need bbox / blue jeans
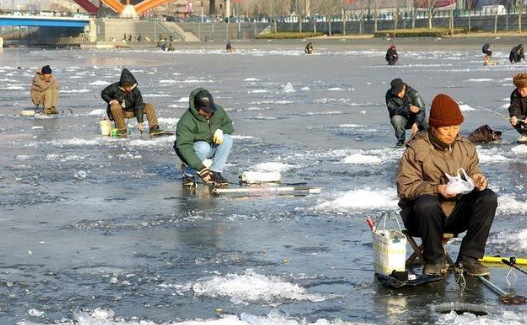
[391,115,428,142]
[183,134,233,176]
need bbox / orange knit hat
[429,94,464,127]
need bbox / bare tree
[318,0,341,35]
[515,0,523,33]
[426,0,437,29]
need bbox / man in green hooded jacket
[174,88,234,186]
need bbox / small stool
[403,230,457,267]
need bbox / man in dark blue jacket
[385,78,428,146]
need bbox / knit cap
[41,65,52,74]
[429,94,464,127]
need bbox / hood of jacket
[188,87,210,121]
[118,68,138,89]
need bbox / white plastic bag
[371,212,407,275]
[445,168,474,195]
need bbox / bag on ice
[445,168,474,195]
[371,211,407,275]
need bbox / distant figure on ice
[167,43,174,51]
[31,65,59,115]
[509,44,525,63]
[385,44,398,66]
[174,88,234,187]
[397,93,497,277]
[226,41,234,52]
[305,42,314,54]
[482,43,492,57]
[386,78,427,147]
[101,68,165,138]
[483,55,497,66]
[508,73,527,143]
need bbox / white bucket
[240,171,282,184]
[100,120,112,136]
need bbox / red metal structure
[72,0,176,15]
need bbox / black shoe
[211,171,229,186]
[149,125,164,135]
[183,175,196,187]
[396,140,405,147]
[455,254,490,276]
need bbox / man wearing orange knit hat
[397,94,497,277]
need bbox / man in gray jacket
[386,78,428,146]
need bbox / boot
[42,107,52,115]
[50,107,59,115]
[455,254,490,276]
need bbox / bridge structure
[0,15,91,28]
[71,0,218,17]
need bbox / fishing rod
[478,275,527,305]
[501,257,527,276]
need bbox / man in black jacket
[509,44,525,64]
[509,73,527,143]
[101,68,164,137]
[385,78,427,146]
[385,45,398,66]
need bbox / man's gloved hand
[212,129,224,144]
[198,166,212,184]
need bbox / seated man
[482,43,492,57]
[385,78,427,146]
[101,68,164,137]
[397,94,497,276]
[174,88,234,186]
[30,65,59,115]
[305,42,314,54]
[509,73,527,143]
[226,41,234,52]
[385,45,398,66]
[509,44,525,63]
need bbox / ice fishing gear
[477,275,527,305]
[501,258,527,276]
[481,255,527,265]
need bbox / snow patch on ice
[497,193,527,215]
[60,89,90,93]
[89,80,110,86]
[343,153,383,165]
[282,82,295,93]
[316,188,399,212]
[252,162,294,173]
[50,138,99,146]
[438,310,527,325]
[477,147,510,163]
[465,78,494,82]
[88,109,106,116]
[232,135,254,139]
[459,104,476,112]
[158,117,179,126]
[491,228,527,251]
[193,270,328,303]
[244,78,260,82]
[248,89,268,94]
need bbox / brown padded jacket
[396,131,482,217]
[30,68,59,105]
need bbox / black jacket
[510,46,525,63]
[385,85,426,127]
[101,69,145,123]
[386,48,398,63]
[509,88,527,120]
[482,43,492,56]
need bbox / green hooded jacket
[174,88,234,170]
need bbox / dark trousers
[402,189,497,264]
[390,115,428,142]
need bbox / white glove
[212,129,224,144]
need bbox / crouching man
[31,65,59,115]
[101,68,164,137]
[174,88,234,187]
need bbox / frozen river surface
[1,43,527,324]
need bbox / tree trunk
[428,8,433,29]
[494,10,498,33]
[412,9,416,29]
[329,20,332,36]
[519,6,523,34]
